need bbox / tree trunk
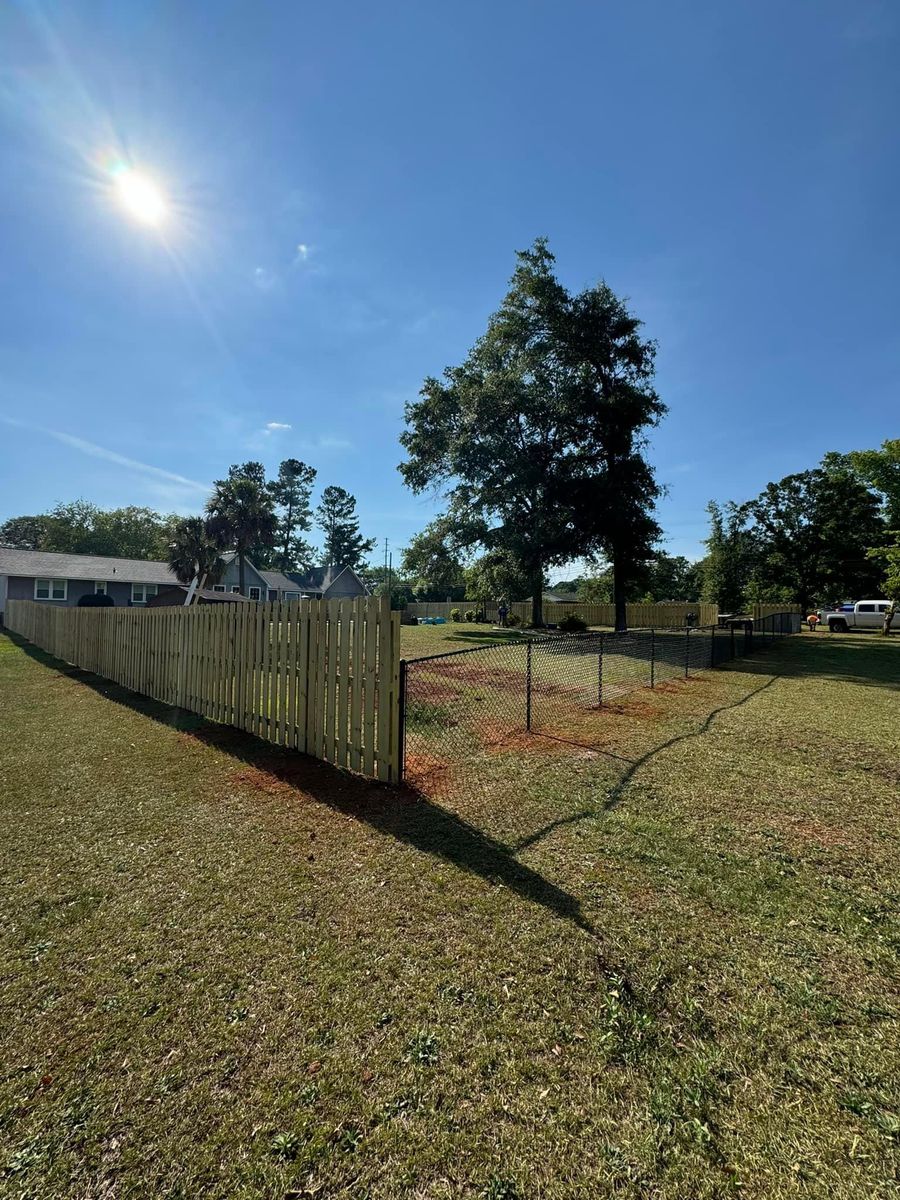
[883,607,895,636]
[238,551,246,596]
[612,549,627,632]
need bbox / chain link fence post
[685,626,691,677]
[398,659,407,783]
[597,634,603,707]
[650,628,656,688]
[525,639,532,731]
[710,623,716,668]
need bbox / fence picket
[4,597,400,781]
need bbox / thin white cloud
[294,243,310,263]
[253,266,277,291]
[264,421,292,433]
[0,415,210,492]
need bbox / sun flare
[114,169,167,226]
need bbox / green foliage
[740,466,884,609]
[464,550,534,604]
[316,485,376,572]
[826,439,900,527]
[557,613,588,632]
[0,514,48,549]
[465,609,476,622]
[450,607,462,622]
[267,458,317,572]
[8,501,180,561]
[577,571,614,604]
[506,612,521,627]
[700,502,754,611]
[399,238,664,627]
[867,533,900,599]
[206,476,277,594]
[401,518,466,599]
[167,517,225,587]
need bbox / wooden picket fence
[406,600,802,626]
[406,600,720,627]
[4,597,401,783]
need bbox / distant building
[0,546,369,622]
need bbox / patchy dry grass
[0,630,898,1198]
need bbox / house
[543,590,580,604]
[147,586,250,607]
[290,565,369,600]
[0,547,369,622]
[0,548,179,620]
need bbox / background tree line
[0,460,377,592]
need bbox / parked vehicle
[823,600,893,632]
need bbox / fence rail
[404,601,801,626]
[402,612,801,790]
[4,597,401,783]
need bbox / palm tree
[205,478,277,595]
[168,517,225,597]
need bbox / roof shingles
[0,548,178,585]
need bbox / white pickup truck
[822,600,893,632]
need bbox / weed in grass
[404,1030,440,1066]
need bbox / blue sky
[1,0,897,569]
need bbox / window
[213,584,226,593]
[231,586,241,594]
[286,591,301,601]
[95,581,108,595]
[877,603,889,613]
[34,578,67,601]
[249,586,261,601]
[131,583,158,605]
[268,589,277,602]
[858,604,875,612]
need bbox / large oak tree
[399,239,665,627]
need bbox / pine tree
[316,486,376,572]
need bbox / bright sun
[114,169,167,226]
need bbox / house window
[231,586,241,594]
[95,581,108,595]
[131,583,158,605]
[35,578,67,601]
[249,586,261,601]
[268,589,277,602]
[213,584,226,593]
[286,591,300,600]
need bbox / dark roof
[286,565,367,594]
[259,569,306,593]
[543,591,580,603]
[0,547,177,585]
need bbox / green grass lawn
[1,629,898,1198]
[400,620,529,659]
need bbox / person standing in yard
[807,611,820,631]
[497,600,508,627]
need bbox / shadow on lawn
[3,632,594,936]
[736,632,900,691]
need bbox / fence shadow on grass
[3,631,594,936]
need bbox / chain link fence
[401,613,800,795]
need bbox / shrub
[77,592,114,607]
[506,612,521,628]
[450,608,462,622]
[557,612,588,633]
[465,609,476,622]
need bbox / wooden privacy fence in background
[4,597,401,783]
[406,600,720,626]
[405,600,802,626]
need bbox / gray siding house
[0,548,368,621]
